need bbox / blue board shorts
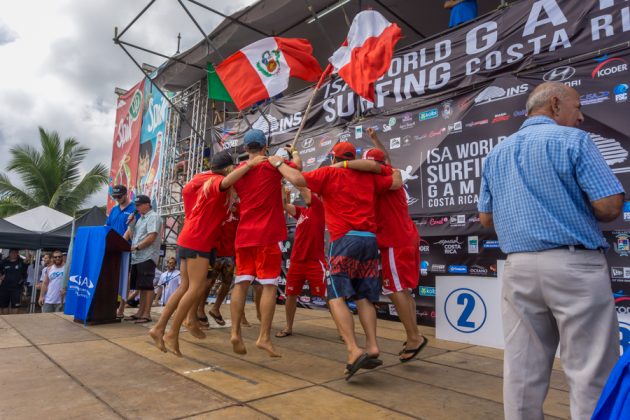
[327,231,380,303]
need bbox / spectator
[151,266,163,305]
[478,82,624,419]
[444,0,477,28]
[0,249,28,314]
[124,194,162,323]
[38,250,65,313]
[155,257,180,306]
[106,184,136,320]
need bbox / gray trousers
[502,248,619,420]
[42,303,63,313]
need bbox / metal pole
[116,42,206,143]
[115,0,157,41]
[186,0,270,37]
[29,249,41,313]
[303,0,336,52]
[117,40,205,70]
[178,0,225,60]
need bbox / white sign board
[436,261,505,349]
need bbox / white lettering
[591,14,614,40]
[549,29,571,51]
[466,21,498,54]
[523,0,568,37]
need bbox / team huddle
[149,127,427,380]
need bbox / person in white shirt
[38,250,65,313]
[155,257,180,306]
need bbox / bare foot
[347,348,365,365]
[231,335,247,355]
[188,326,207,340]
[163,332,182,357]
[183,321,206,339]
[241,318,252,327]
[148,327,166,353]
[256,339,282,358]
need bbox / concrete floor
[0,305,570,419]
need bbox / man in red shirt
[271,142,402,380]
[230,129,302,357]
[357,127,428,363]
[276,186,326,338]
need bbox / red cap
[331,142,356,160]
[363,148,386,163]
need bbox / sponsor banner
[218,0,629,148]
[108,79,145,212]
[64,227,109,322]
[137,80,171,203]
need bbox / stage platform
[0,305,570,419]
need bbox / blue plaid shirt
[478,116,624,254]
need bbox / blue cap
[243,129,266,148]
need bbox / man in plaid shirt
[479,82,624,420]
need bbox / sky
[0,0,254,208]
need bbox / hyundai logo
[301,137,314,149]
[543,66,576,82]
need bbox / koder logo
[592,56,628,78]
[543,66,575,82]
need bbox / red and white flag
[215,37,322,110]
[329,10,401,102]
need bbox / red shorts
[235,244,282,285]
[380,246,420,294]
[285,259,327,297]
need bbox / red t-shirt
[290,195,326,262]
[303,166,393,241]
[233,160,295,248]
[375,166,419,248]
[177,172,229,252]
[216,202,239,257]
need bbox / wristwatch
[273,160,284,168]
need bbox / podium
[64,227,130,324]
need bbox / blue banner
[64,226,109,322]
[136,78,170,202]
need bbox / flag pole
[290,64,332,150]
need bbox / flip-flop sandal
[400,336,429,363]
[275,330,292,338]
[134,317,152,324]
[398,341,408,356]
[345,353,369,381]
[208,310,226,326]
[362,356,383,369]
[123,315,140,321]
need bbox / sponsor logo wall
[212,1,630,332]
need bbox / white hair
[525,82,570,115]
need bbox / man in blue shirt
[105,185,135,238]
[479,82,624,420]
[105,184,135,319]
[444,0,477,28]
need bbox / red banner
[107,80,145,212]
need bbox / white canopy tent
[5,205,73,233]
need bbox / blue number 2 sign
[445,288,488,333]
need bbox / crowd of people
[64,81,627,416]
[0,249,66,314]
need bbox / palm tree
[0,127,108,217]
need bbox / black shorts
[131,260,156,291]
[179,246,216,263]
[0,287,21,308]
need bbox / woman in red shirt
[149,151,267,356]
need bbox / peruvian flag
[215,37,322,110]
[329,10,401,102]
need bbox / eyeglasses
[113,195,124,200]
[53,256,62,259]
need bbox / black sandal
[208,309,226,326]
[345,353,369,381]
[399,336,429,363]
